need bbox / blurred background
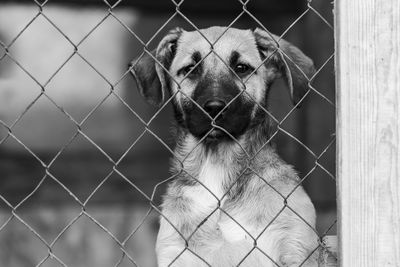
[0,0,335,266]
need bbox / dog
[130,26,318,267]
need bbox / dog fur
[130,26,318,267]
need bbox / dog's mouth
[206,128,225,140]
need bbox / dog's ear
[129,27,183,107]
[253,28,315,105]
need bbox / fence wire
[0,0,336,266]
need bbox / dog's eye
[178,64,199,77]
[234,64,252,76]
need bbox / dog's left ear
[253,28,315,105]
[129,28,183,107]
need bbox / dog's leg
[255,184,319,267]
[276,211,319,266]
[277,235,319,267]
[156,217,193,267]
[156,218,183,267]
[156,208,213,267]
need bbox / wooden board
[336,0,400,266]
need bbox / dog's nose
[203,99,226,118]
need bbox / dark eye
[234,64,252,75]
[178,64,198,77]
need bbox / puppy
[130,26,318,267]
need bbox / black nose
[203,99,226,118]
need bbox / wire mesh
[0,0,336,266]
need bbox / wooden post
[336,0,400,266]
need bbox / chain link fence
[0,0,336,266]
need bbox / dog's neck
[171,119,281,199]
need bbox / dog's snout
[203,99,226,118]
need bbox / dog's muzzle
[203,99,226,118]
[202,98,227,138]
[185,94,253,141]
[180,75,254,142]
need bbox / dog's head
[130,26,315,142]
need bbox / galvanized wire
[0,0,336,266]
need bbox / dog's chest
[183,161,224,218]
[183,159,252,243]
[185,187,251,244]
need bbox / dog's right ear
[129,28,183,107]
